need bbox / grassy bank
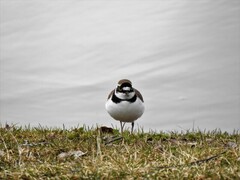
[0,125,239,179]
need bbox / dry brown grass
[0,125,239,179]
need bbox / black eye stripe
[120,83,132,88]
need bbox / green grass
[0,124,239,179]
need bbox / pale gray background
[0,1,239,132]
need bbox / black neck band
[111,92,137,104]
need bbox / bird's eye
[117,86,122,91]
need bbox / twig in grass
[189,150,227,165]
[96,128,102,156]
[0,134,10,161]
[156,150,227,170]
[7,131,23,166]
[21,140,50,147]
[104,136,123,145]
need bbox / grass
[0,124,239,179]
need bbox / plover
[105,79,145,134]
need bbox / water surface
[0,1,239,132]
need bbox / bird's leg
[120,121,126,136]
[120,122,122,134]
[120,121,123,135]
[123,122,126,129]
[131,122,134,134]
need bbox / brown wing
[134,88,144,102]
[107,89,115,100]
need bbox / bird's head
[116,79,134,98]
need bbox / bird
[105,79,144,134]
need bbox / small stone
[58,150,86,159]
[0,150,5,157]
[58,152,69,159]
[147,137,153,143]
[187,142,197,148]
[69,150,87,159]
[226,142,237,148]
[100,126,114,134]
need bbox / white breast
[105,97,144,122]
